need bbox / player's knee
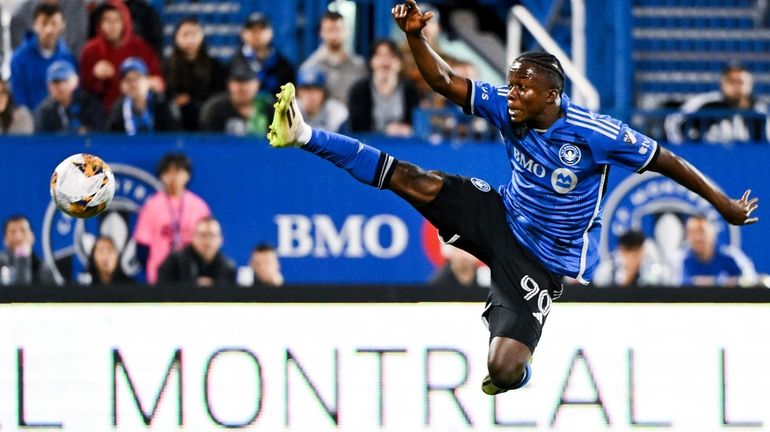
[487,357,526,388]
[390,163,444,204]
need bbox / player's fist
[392,0,434,37]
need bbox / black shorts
[415,173,563,352]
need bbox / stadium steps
[631,0,770,109]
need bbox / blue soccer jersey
[465,81,659,283]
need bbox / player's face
[320,18,345,50]
[506,61,555,124]
[33,12,64,49]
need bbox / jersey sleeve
[591,123,660,173]
[462,79,509,130]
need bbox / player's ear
[546,89,559,104]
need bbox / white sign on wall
[0,303,768,431]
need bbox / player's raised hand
[392,0,435,37]
[721,189,759,225]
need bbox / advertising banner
[1,302,768,431]
[1,135,766,283]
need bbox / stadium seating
[632,0,770,109]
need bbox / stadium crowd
[0,0,763,288]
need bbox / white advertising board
[0,303,768,431]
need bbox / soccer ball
[50,153,115,218]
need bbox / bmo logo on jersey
[275,214,408,258]
[513,148,547,178]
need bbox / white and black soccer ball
[50,153,116,219]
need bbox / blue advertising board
[1,134,766,284]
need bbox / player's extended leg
[483,336,532,395]
[267,83,443,205]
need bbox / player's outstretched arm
[649,148,759,225]
[392,0,468,107]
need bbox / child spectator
[10,3,77,111]
[82,236,134,286]
[107,57,178,134]
[80,0,163,111]
[164,17,226,131]
[133,153,211,284]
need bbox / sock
[303,128,397,189]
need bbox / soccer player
[268,0,759,396]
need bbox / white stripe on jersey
[377,155,395,189]
[576,165,608,284]
[565,118,618,139]
[566,112,620,137]
[567,107,621,133]
[470,82,477,115]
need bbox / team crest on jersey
[558,144,581,166]
[471,177,491,192]
[42,164,162,284]
[600,171,741,273]
[551,168,578,194]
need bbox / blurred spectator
[248,243,284,287]
[164,17,226,131]
[665,64,769,144]
[157,217,236,286]
[593,230,670,287]
[681,215,756,286]
[11,0,88,56]
[299,11,366,104]
[0,80,34,135]
[133,153,211,284]
[348,39,419,136]
[80,0,163,111]
[199,64,271,135]
[34,60,106,133]
[0,215,54,286]
[428,245,488,290]
[296,68,348,132]
[82,235,134,286]
[229,12,294,98]
[10,3,77,111]
[88,0,163,56]
[108,57,177,134]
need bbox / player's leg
[268,83,443,205]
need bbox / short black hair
[252,243,276,254]
[34,3,62,20]
[3,214,30,236]
[618,230,646,250]
[156,153,192,176]
[322,11,344,21]
[513,51,565,92]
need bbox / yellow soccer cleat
[267,83,308,148]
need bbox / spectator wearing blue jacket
[681,215,756,286]
[10,3,77,111]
